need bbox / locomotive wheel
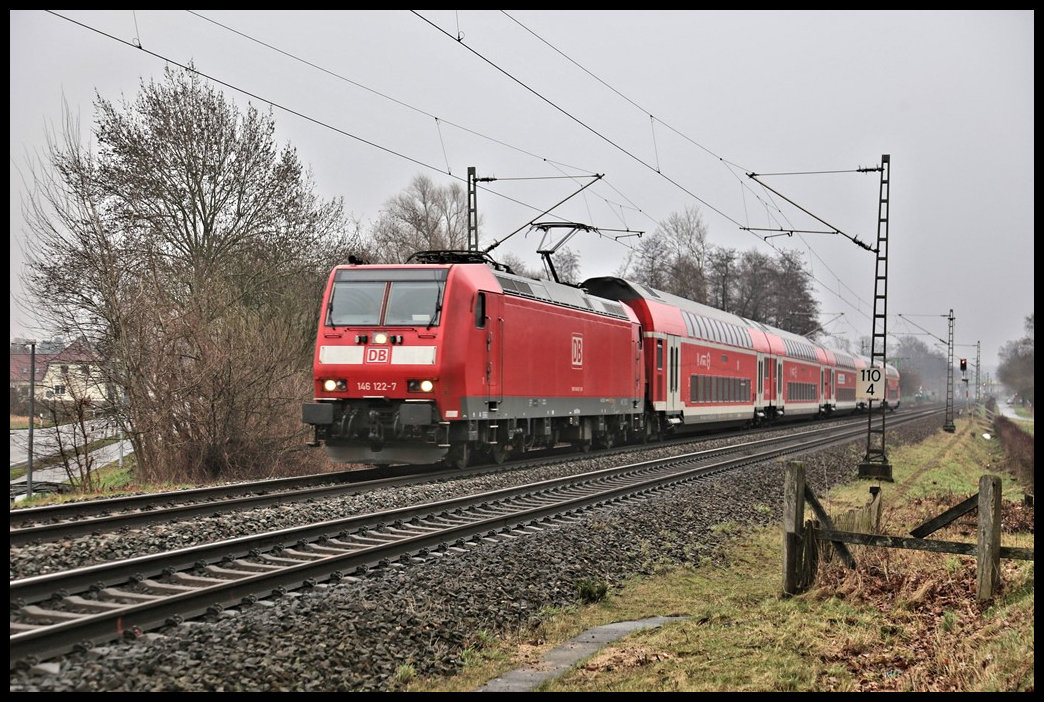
[446,443,470,469]
[488,441,508,465]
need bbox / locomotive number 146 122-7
[356,381,397,392]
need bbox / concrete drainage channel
[475,616,690,692]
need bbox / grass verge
[405,414,1034,692]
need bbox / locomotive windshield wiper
[327,294,336,329]
[427,282,444,330]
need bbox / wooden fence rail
[782,462,1033,600]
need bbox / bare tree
[729,250,774,321]
[540,246,582,285]
[39,382,101,493]
[659,205,709,269]
[624,205,708,301]
[495,252,537,278]
[367,174,469,262]
[705,246,737,311]
[998,313,1034,405]
[628,231,675,291]
[21,65,359,485]
[765,250,820,335]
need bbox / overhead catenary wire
[44,9,880,334]
[479,11,885,334]
[187,10,662,244]
[44,10,643,253]
[412,10,744,232]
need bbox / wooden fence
[782,461,1034,600]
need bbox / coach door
[756,354,765,405]
[665,335,683,414]
[776,359,785,412]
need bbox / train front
[302,263,458,465]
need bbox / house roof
[9,353,56,384]
[9,340,100,384]
[48,339,100,364]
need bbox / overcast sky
[9,10,1034,373]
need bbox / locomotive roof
[489,269,632,321]
[331,258,634,322]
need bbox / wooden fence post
[977,475,1002,601]
[783,461,806,596]
[868,485,882,533]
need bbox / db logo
[365,347,390,363]
[571,334,583,368]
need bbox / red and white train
[302,251,899,467]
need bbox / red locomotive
[303,250,898,466]
[302,251,645,467]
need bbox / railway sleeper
[322,537,372,550]
[256,553,316,566]
[305,544,355,556]
[228,559,283,573]
[139,578,202,594]
[97,588,164,604]
[57,595,128,613]
[204,564,265,579]
[19,605,83,623]
[278,548,325,561]
[170,572,231,587]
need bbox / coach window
[475,292,486,328]
[656,339,664,370]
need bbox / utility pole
[975,340,981,404]
[859,154,893,481]
[943,310,956,432]
[467,166,478,252]
[466,166,499,252]
[27,341,36,497]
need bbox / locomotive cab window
[328,281,384,325]
[328,268,448,327]
[385,281,444,324]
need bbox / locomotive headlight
[322,379,347,392]
[373,332,388,345]
[408,379,435,393]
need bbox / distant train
[302,250,898,467]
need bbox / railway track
[9,411,900,546]
[10,408,938,670]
